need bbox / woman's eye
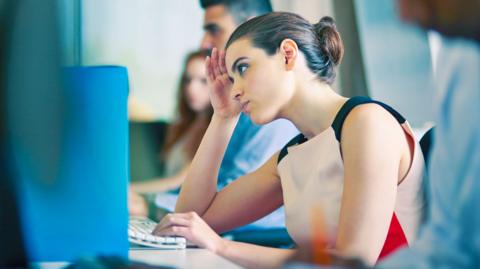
[237,63,249,76]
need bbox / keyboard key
[136,233,146,240]
[175,237,186,244]
[165,237,176,244]
[153,236,166,243]
[128,229,136,238]
[145,234,156,242]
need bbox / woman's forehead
[226,39,252,64]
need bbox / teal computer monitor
[9,66,130,262]
[5,0,129,262]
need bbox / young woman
[129,50,213,216]
[152,13,426,268]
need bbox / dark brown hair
[226,12,344,84]
[161,50,213,159]
[199,0,272,25]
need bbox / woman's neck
[280,79,348,139]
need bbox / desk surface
[130,248,242,269]
[35,249,242,269]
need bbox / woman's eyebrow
[231,57,248,73]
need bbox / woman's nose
[232,86,243,101]
[234,92,241,101]
[200,34,213,50]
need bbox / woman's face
[184,57,211,113]
[225,38,295,124]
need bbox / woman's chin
[249,112,275,125]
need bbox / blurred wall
[77,0,204,121]
[355,0,434,127]
[273,0,334,22]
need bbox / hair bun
[313,16,344,66]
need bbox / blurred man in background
[379,0,480,267]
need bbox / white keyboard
[128,216,186,249]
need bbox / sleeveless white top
[277,107,426,247]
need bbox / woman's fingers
[211,48,222,78]
[219,74,232,90]
[152,213,192,235]
[207,48,230,87]
[219,50,228,74]
[150,211,223,251]
[154,226,190,238]
[205,56,215,82]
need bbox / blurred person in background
[129,50,212,218]
[378,0,480,267]
[396,0,480,41]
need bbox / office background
[0,0,450,265]
[58,0,434,128]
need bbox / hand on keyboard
[151,212,224,253]
[129,216,186,249]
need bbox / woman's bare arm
[335,104,411,265]
[175,114,239,215]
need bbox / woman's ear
[279,39,298,70]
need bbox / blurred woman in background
[129,50,212,217]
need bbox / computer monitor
[3,0,129,262]
[0,156,27,267]
[0,1,27,267]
